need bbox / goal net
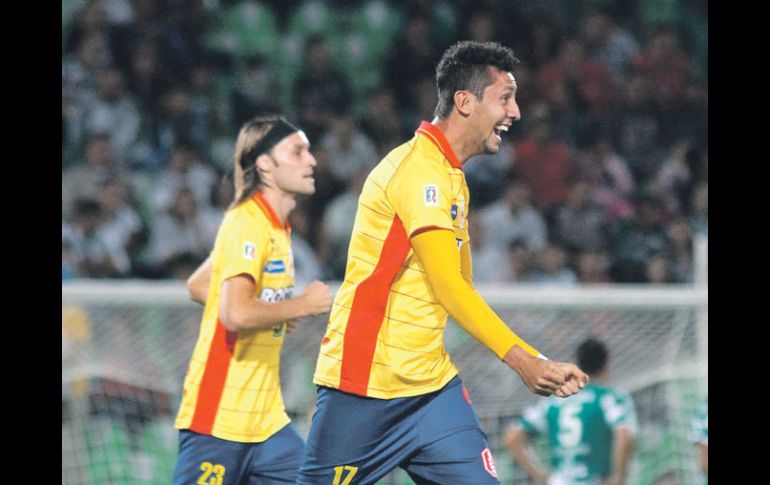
[62,282,707,485]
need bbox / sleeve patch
[424,184,438,206]
[243,241,256,260]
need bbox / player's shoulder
[221,200,270,233]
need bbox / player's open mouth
[493,123,509,141]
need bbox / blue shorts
[297,376,500,485]
[172,424,304,485]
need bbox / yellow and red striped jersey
[314,121,470,398]
[175,192,295,442]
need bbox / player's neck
[432,117,475,165]
[260,187,296,226]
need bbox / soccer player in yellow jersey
[297,41,590,485]
[171,115,332,485]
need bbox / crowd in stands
[62,0,708,285]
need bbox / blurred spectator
[62,133,123,219]
[644,252,672,284]
[95,177,147,277]
[518,9,564,69]
[360,86,406,158]
[299,146,346,250]
[605,71,663,183]
[479,179,547,253]
[147,141,217,215]
[652,138,695,216]
[187,61,217,156]
[384,14,441,114]
[288,208,323,292]
[134,83,205,172]
[689,181,708,236]
[79,65,141,162]
[460,11,498,44]
[64,198,123,278]
[318,168,369,280]
[464,138,514,210]
[401,75,440,135]
[511,105,573,214]
[125,39,171,117]
[608,194,668,283]
[293,34,353,143]
[631,29,690,122]
[320,108,379,188]
[507,240,534,283]
[146,188,218,277]
[666,216,694,284]
[536,38,616,122]
[62,31,112,151]
[572,130,635,220]
[580,6,640,83]
[231,54,281,127]
[575,249,611,284]
[532,243,577,286]
[551,180,608,254]
[467,212,509,283]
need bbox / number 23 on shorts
[332,465,358,485]
[197,461,225,485]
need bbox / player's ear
[454,90,473,117]
[255,153,273,173]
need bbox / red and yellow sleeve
[411,229,542,360]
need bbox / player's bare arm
[219,274,332,331]
[504,426,550,485]
[411,228,588,397]
[186,255,213,304]
[604,427,635,485]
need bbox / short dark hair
[576,338,609,375]
[434,41,520,119]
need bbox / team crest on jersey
[451,204,458,220]
[481,448,498,478]
[243,242,256,260]
[424,184,438,206]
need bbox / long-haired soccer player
[171,115,332,485]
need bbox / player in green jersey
[505,338,637,485]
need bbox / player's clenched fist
[552,362,589,398]
[505,346,589,397]
[300,280,333,315]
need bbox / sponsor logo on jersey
[243,242,256,260]
[259,286,294,303]
[456,238,463,250]
[424,184,438,206]
[481,448,498,478]
[451,204,458,220]
[264,259,286,273]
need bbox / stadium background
[62,1,708,484]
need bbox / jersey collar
[252,192,291,233]
[415,121,463,170]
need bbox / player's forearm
[411,230,541,359]
[219,295,312,331]
[187,256,212,304]
[505,428,549,484]
[610,428,634,484]
[698,443,708,476]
